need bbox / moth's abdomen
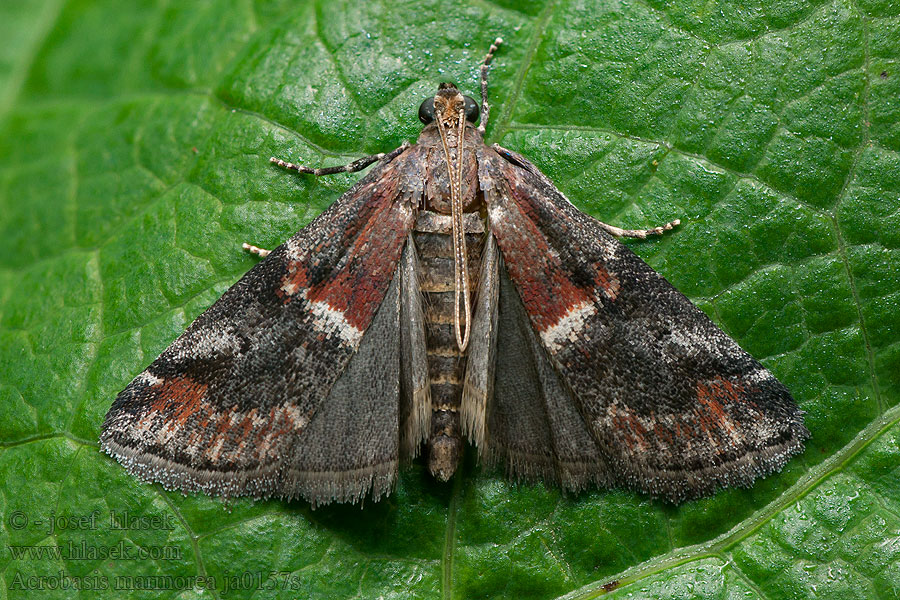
[413,210,485,480]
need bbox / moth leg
[269,141,411,176]
[594,218,681,239]
[241,242,270,258]
[489,142,680,239]
[477,36,503,136]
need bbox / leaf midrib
[4,1,886,597]
[561,402,900,599]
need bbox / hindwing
[101,146,428,507]
[476,145,809,502]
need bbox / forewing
[484,261,617,492]
[101,145,427,506]
[478,145,809,502]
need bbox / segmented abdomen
[412,209,485,480]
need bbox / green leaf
[1,1,898,598]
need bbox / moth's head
[418,82,479,127]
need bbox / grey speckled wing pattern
[101,148,423,507]
[477,145,809,502]
[101,37,808,507]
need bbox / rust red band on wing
[694,376,759,437]
[486,158,617,333]
[145,376,209,427]
[607,375,765,457]
[279,173,414,332]
[308,201,411,328]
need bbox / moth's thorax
[100,37,810,511]
[416,122,483,148]
[418,125,485,214]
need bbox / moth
[101,38,808,507]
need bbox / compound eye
[463,96,479,123]
[418,97,435,124]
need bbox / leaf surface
[1,1,899,598]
